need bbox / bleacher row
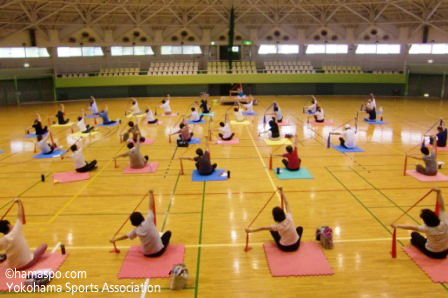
[264,61,315,74]
[323,65,363,74]
[98,68,140,76]
[208,61,257,75]
[148,62,199,75]
[60,73,90,78]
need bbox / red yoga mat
[123,162,159,174]
[403,246,448,283]
[53,172,90,184]
[405,170,448,182]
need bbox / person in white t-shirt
[70,139,97,173]
[110,191,172,257]
[266,102,283,123]
[127,98,142,116]
[305,96,318,114]
[89,96,100,115]
[216,115,235,141]
[313,106,325,123]
[75,116,94,134]
[233,107,245,122]
[36,135,57,155]
[145,107,158,124]
[333,124,356,149]
[242,100,255,113]
[160,95,172,115]
[392,188,448,259]
[0,199,47,269]
[188,107,204,123]
[246,187,303,252]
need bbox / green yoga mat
[274,168,313,180]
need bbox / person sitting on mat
[183,141,217,175]
[233,103,245,122]
[114,133,148,169]
[246,186,303,252]
[430,121,447,148]
[122,121,145,143]
[89,96,100,115]
[127,98,142,116]
[30,113,48,136]
[313,106,325,123]
[110,190,172,258]
[99,105,117,126]
[391,188,448,259]
[145,107,158,125]
[0,199,47,270]
[75,115,94,134]
[170,119,193,145]
[266,103,283,123]
[200,99,211,114]
[36,135,58,155]
[409,146,438,176]
[305,96,318,114]
[332,124,356,149]
[364,99,377,121]
[188,107,204,123]
[160,95,172,115]
[55,104,70,125]
[273,136,300,171]
[260,119,280,141]
[242,99,255,114]
[70,139,97,173]
[217,115,235,141]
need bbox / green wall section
[55,73,406,88]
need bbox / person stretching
[217,115,235,141]
[55,104,70,125]
[145,107,158,124]
[70,139,97,173]
[305,96,318,114]
[110,191,172,258]
[75,115,94,134]
[188,107,204,123]
[260,119,280,140]
[114,134,148,169]
[430,120,447,148]
[89,96,100,115]
[332,124,356,149]
[99,105,117,126]
[391,188,448,259]
[122,121,145,143]
[0,199,47,270]
[170,119,193,145]
[160,95,172,115]
[272,136,300,171]
[313,106,325,123]
[246,186,303,252]
[183,141,217,175]
[36,135,58,155]
[199,99,211,114]
[233,103,245,122]
[409,146,438,176]
[127,98,143,116]
[30,113,48,136]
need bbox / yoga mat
[24,133,47,139]
[364,119,387,124]
[278,122,292,127]
[200,112,215,116]
[230,120,251,125]
[192,169,228,181]
[117,245,185,279]
[123,162,159,174]
[216,138,239,145]
[160,112,179,117]
[126,114,145,119]
[187,138,201,145]
[143,120,162,126]
[431,145,448,152]
[33,149,66,159]
[51,122,74,127]
[0,253,68,292]
[406,170,448,182]
[332,145,365,153]
[85,114,99,118]
[263,242,334,277]
[0,150,4,154]
[97,122,119,127]
[274,168,313,180]
[53,172,90,183]
[71,131,99,137]
[187,120,206,124]
[242,112,257,116]
[403,246,448,283]
[263,138,292,146]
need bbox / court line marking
[51,242,61,253]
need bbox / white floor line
[140,278,149,298]
[51,242,61,253]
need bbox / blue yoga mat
[24,132,48,139]
[97,122,119,127]
[364,119,387,124]
[243,112,257,116]
[187,120,206,124]
[33,149,66,159]
[274,168,313,180]
[0,150,4,154]
[332,145,365,153]
[192,169,228,181]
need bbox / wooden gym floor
[0,95,447,297]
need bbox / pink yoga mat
[215,138,239,144]
[406,170,448,182]
[431,146,448,152]
[118,245,185,279]
[403,246,448,283]
[310,120,334,125]
[263,242,334,277]
[140,139,155,145]
[53,172,90,183]
[278,122,292,127]
[161,113,179,117]
[123,162,159,174]
[0,253,68,291]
